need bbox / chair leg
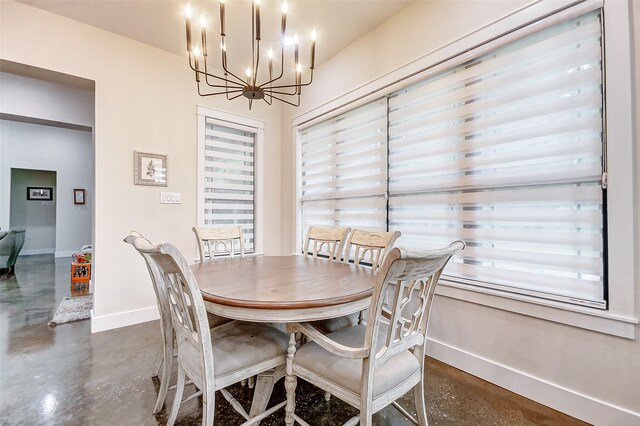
[249,372,275,421]
[153,343,173,414]
[153,350,163,378]
[249,364,285,424]
[202,381,215,426]
[413,381,428,425]
[323,391,331,402]
[167,363,186,426]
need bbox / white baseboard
[20,248,54,255]
[90,305,159,333]
[55,250,76,258]
[427,338,640,425]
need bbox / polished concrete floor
[0,255,587,426]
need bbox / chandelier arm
[221,56,251,87]
[253,40,261,87]
[225,77,235,100]
[202,60,244,88]
[258,46,285,88]
[263,89,301,96]
[197,85,244,97]
[189,56,244,88]
[268,93,301,107]
[266,70,314,90]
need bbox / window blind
[388,11,605,307]
[299,99,388,239]
[203,118,255,253]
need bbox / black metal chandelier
[184,0,316,109]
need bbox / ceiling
[16,0,412,69]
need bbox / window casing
[299,9,607,311]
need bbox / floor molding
[20,248,54,256]
[90,305,159,333]
[426,338,640,426]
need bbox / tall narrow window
[388,10,605,308]
[201,117,256,253]
[299,98,388,238]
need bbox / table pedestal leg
[285,331,297,426]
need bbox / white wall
[281,0,640,424]
[1,121,93,255]
[0,1,283,332]
[0,71,94,127]
[9,168,57,254]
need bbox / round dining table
[192,255,377,323]
[191,255,378,426]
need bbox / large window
[299,10,606,309]
[300,99,388,233]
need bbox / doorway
[10,168,57,255]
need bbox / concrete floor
[0,254,587,426]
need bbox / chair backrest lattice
[131,238,214,382]
[343,229,401,271]
[365,242,465,370]
[193,226,245,262]
[303,226,351,261]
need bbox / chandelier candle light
[185,0,316,109]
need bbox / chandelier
[184,0,316,109]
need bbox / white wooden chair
[192,226,245,330]
[325,229,401,333]
[342,229,401,271]
[129,235,288,426]
[303,226,351,261]
[193,226,245,262]
[288,241,465,426]
[303,227,353,337]
[124,231,173,414]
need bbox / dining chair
[342,229,401,271]
[288,241,465,426]
[303,226,351,261]
[192,226,243,330]
[124,231,173,414]
[325,229,401,333]
[192,226,245,262]
[304,226,353,338]
[130,236,289,426]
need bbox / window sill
[437,280,638,339]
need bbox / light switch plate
[160,192,182,204]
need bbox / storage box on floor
[70,246,92,296]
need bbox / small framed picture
[134,151,167,187]
[27,187,53,201]
[74,189,86,205]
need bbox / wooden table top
[192,256,376,310]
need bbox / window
[299,99,388,233]
[197,107,264,255]
[299,10,606,309]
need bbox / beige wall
[0,1,283,330]
[280,0,639,423]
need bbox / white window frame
[197,105,265,256]
[293,0,637,338]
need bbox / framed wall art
[134,151,167,187]
[27,187,53,201]
[74,189,86,205]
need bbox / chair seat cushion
[210,321,288,377]
[294,325,420,398]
